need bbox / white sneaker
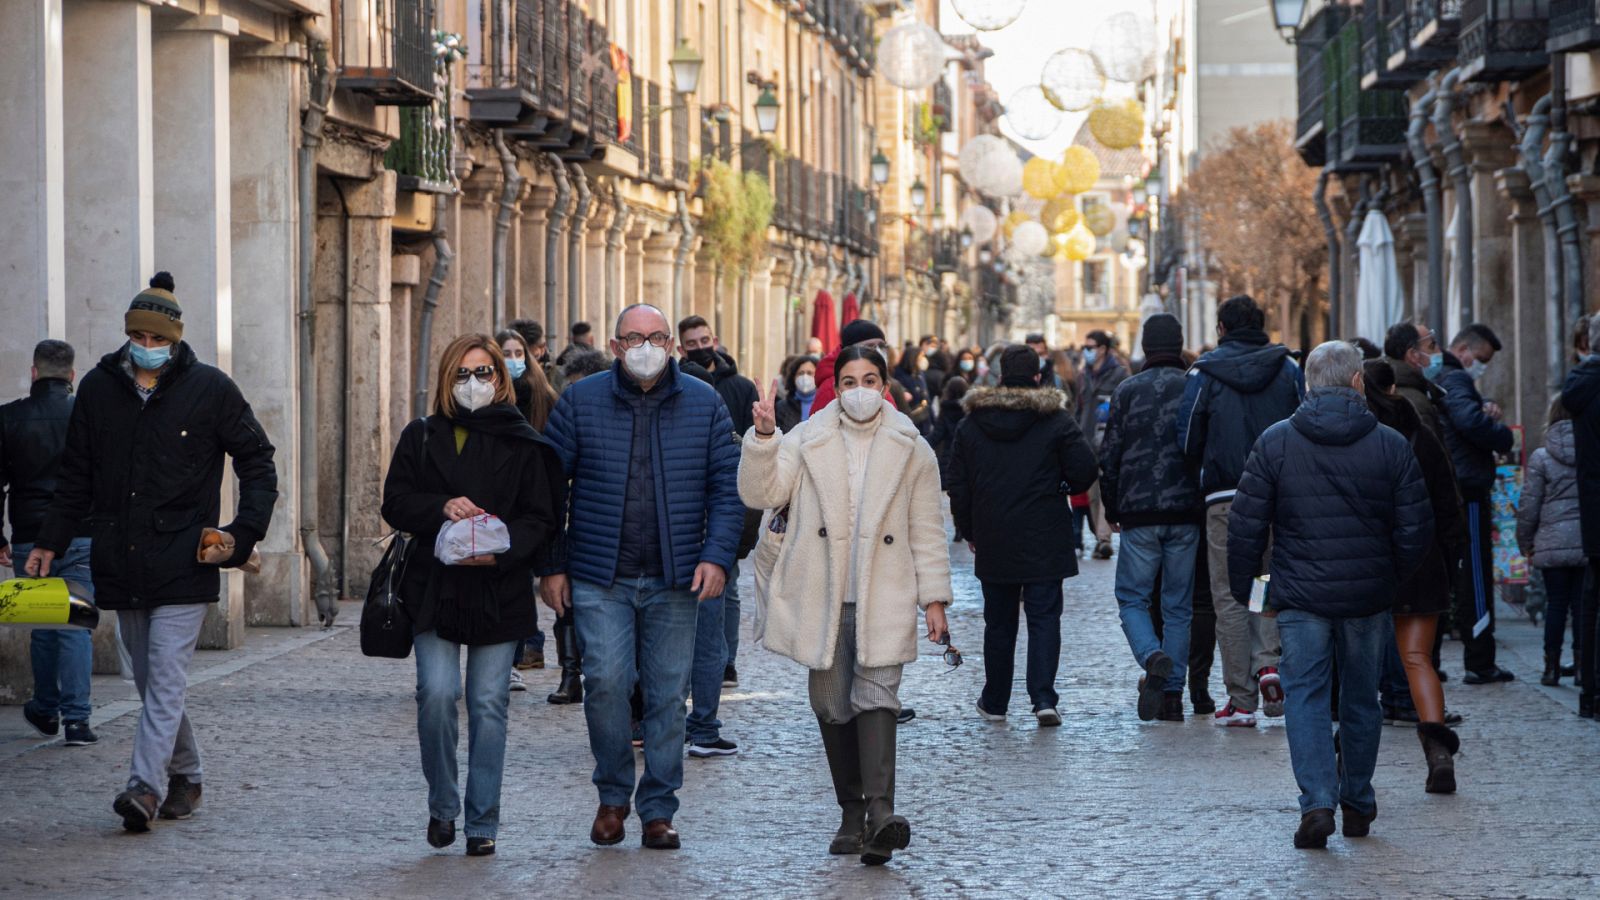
[1257,667,1285,718]
[509,670,528,692]
[975,699,1006,722]
[1035,708,1063,728]
[1212,702,1257,727]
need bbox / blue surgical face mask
[1466,358,1489,381]
[129,342,171,370]
[959,359,974,373]
[1423,352,1443,380]
[505,358,527,379]
[1082,348,1098,366]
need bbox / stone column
[340,172,397,600]
[457,157,499,337]
[62,0,154,359]
[643,232,678,316]
[625,218,653,309]
[0,0,66,396]
[749,254,777,382]
[604,188,632,330]
[584,198,613,330]
[1496,166,1549,441]
[768,253,795,372]
[230,42,305,626]
[520,181,553,323]
[1399,214,1431,332]
[391,255,421,439]
[1461,121,1518,427]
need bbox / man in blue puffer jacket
[1228,340,1433,849]
[540,303,743,851]
[1175,295,1303,727]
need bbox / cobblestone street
[3,534,1598,898]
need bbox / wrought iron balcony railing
[1457,0,1550,81]
[1361,0,1419,88]
[341,0,436,105]
[383,75,455,192]
[672,95,691,184]
[1325,17,1409,171]
[1295,4,1347,167]
[1409,0,1462,52]
[646,80,663,179]
[1549,0,1600,51]
[932,228,961,274]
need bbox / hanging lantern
[1091,12,1158,84]
[1022,157,1059,200]
[1053,145,1101,194]
[1083,203,1116,237]
[878,22,947,90]
[1039,48,1104,112]
[959,204,998,243]
[951,0,1029,31]
[871,150,890,185]
[754,87,781,134]
[1088,98,1145,150]
[1040,197,1080,234]
[958,134,1023,198]
[1003,84,1061,141]
[1003,209,1032,239]
[1011,221,1049,257]
[669,39,705,95]
[1062,221,1096,261]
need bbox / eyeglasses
[454,366,497,384]
[617,332,672,349]
[939,633,963,671]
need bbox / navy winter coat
[542,359,743,589]
[1176,330,1304,506]
[1227,388,1433,618]
[1561,359,1600,557]
[1433,353,1513,494]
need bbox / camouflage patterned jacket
[1099,360,1202,527]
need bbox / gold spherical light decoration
[1087,98,1145,150]
[1083,203,1116,237]
[1053,145,1101,195]
[1022,158,1059,200]
[1040,197,1080,234]
[1062,221,1096,261]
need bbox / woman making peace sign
[738,345,952,866]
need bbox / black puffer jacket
[0,379,88,548]
[1077,356,1130,449]
[947,386,1099,583]
[1177,330,1304,505]
[1433,353,1513,494]
[1227,388,1433,617]
[1561,359,1600,556]
[36,343,278,609]
[680,350,759,437]
[1098,359,1201,527]
[1370,390,1464,616]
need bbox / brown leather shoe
[641,818,680,850]
[590,804,629,846]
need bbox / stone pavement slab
[1,538,1597,898]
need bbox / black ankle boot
[1418,722,1459,794]
[547,620,584,705]
[1543,654,1561,687]
[1189,669,1216,715]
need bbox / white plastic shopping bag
[434,514,511,565]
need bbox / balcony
[1295,4,1347,167]
[771,154,792,232]
[1361,0,1417,88]
[1409,0,1461,52]
[672,96,691,184]
[383,95,454,193]
[646,81,663,180]
[341,0,436,105]
[932,229,961,274]
[1325,18,1409,171]
[1549,0,1600,51]
[1457,0,1550,81]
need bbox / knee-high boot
[1417,721,1459,794]
[817,717,865,855]
[856,708,911,865]
[547,616,584,705]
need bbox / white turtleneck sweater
[838,400,885,605]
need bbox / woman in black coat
[1364,359,1465,792]
[775,354,820,433]
[891,342,932,435]
[381,333,564,856]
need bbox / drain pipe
[567,165,592,333]
[491,133,522,328]
[1343,177,1370,339]
[793,247,811,352]
[1511,96,1564,394]
[672,189,695,319]
[604,185,630,328]
[1407,84,1446,340]
[415,192,452,418]
[1547,56,1586,347]
[297,24,339,626]
[543,156,571,330]
[1313,169,1340,338]
[1433,69,1472,326]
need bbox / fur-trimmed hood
[963,386,1069,442]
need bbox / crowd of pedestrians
[5,273,1597,860]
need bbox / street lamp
[960,226,973,248]
[871,150,890,186]
[978,247,992,264]
[1144,170,1164,200]
[909,177,927,210]
[754,86,781,134]
[1268,0,1305,41]
[669,39,705,95]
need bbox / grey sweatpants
[808,605,903,724]
[1206,501,1281,711]
[118,604,208,797]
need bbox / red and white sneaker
[1257,667,1284,718]
[1213,702,1258,727]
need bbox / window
[1082,260,1108,310]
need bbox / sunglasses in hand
[939,632,963,672]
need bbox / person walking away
[1228,341,1432,849]
[540,304,742,849]
[556,321,595,368]
[948,345,1099,727]
[560,348,610,388]
[1079,330,1130,560]
[1433,323,1515,684]
[920,336,947,411]
[1,340,98,747]
[740,346,952,864]
[1561,319,1600,718]
[28,273,277,832]
[1177,294,1303,727]
[1364,360,1465,792]
[927,376,969,478]
[497,329,556,682]
[381,334,564,856]
[1099,315,1202,722]
[1517,397,1586,687]
[775,355,819,432]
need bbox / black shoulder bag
[360,419,424,658]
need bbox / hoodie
[1517,420,1585,569]
[1176,329,1304,504]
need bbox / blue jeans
[14,540,94,723]
[979,580,1064,713]
[1277,608,1387,816]
[686,595,726,743]
[572,575,699,823]
[722,561,741,668]
[1113,524,1197,692]
[414,630,518,839]
[1379,615,1414,713]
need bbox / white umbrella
[1444,206,1463,340]
[1355,209,1405,343]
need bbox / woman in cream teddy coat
[741,344,952,867]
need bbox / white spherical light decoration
[958,134,1024,198]
[1040,48,1103,112]
[1004,84,1062,141]
[951,0,1029,32]
[1011,220,1049,257]
[1091,12,1158,84]
[878,22,947,90]
[959,205,998,244]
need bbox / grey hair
[614,303,669,338]
[1588,315,1600,356]
[1304,340,1364,390]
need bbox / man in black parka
[1561,314,1600,718]
[27,272,277,833]
[948,344,1099,727]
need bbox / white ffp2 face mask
[840,387,883,421]
[624,343,668,381]
[452,377,495,412]
[795,374,816,395]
